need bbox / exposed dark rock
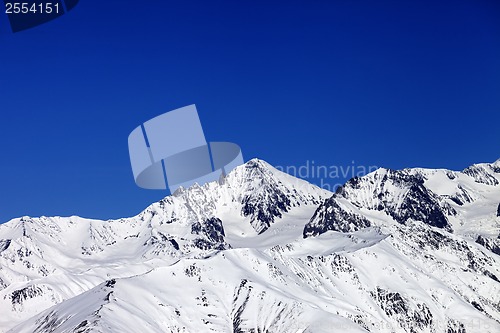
[415,229,449,250]
[303,197,371,238]
[0,239,11,253]
[0,276,7,291]
[193,239,225,251]
[463,165,499,186]
[471,300,484,312]
[306,168,455,237]
[475,235,500,256]
[191,217,226,250]
[448,185,474,206]
[184,264,201,278]
[370,287,433,332]
[483,270,500,283]
[103,291,113,302]
[143,231,181,254]
[338,170,451,229]
[104,279,116,288]
[32,310,65,333]
[232,279,252,333]
[449,196,463,206]
[11,285,43,306]
[390,182,449,229]
[446,171,456,180]
[169,239,179,250]
[492,163,500,173]
[239,159,323,234]
[73,320,89,333]
[241,188,291,235]
[446,319,466,333]
[192,217,225,240]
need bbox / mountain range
[0,158,499,332]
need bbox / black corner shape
[4,0,80,33]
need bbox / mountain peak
[143,158,331,236]
[245,158,271,168]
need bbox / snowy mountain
[0,159,499,332]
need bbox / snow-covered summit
[139,158,330,234]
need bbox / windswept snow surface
[0,159,499,332]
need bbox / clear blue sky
[1,0,499,223]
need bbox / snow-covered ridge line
[305,159,500,238]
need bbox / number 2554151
[5,2,61,14]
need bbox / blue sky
[0,0,499,223]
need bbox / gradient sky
[0,0,499,223]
